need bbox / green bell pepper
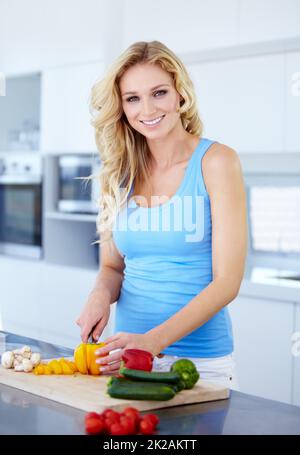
[170,358,200,389]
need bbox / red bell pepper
[121,348,153,371]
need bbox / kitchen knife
[87,325,99,344]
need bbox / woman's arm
[92,230,125,304]
[91,267,123,304]
[145,144,248,352]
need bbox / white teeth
[141,116,164,125]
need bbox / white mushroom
[14,354,23,364]
[22,358,33,373]
[1,351,14,369]
[13,358,21,368]
[21,346,32,359]
[30,353,41,367]
[14,364,25,372]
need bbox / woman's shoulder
[203,141,239,169]
[202,141,243,194]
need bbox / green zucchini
[107,377,176,401]
[119,367,181,384]
[170,378,185,392]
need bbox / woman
[76,41,247,389]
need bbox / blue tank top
[112,137,233,358]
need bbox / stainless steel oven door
[58,155,96,214]
[0,175,42,259]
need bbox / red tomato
[123,408,141,428]
[85,417,104,434]
[142,413,160,428]
[104,415,120,433]
[103,409,120,420]
[120,415,136,435]
[110,422,129,435]
[85,412,102,422]
[139,419,155,435]
[123,407,140,415]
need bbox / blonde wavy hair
[89,40,203,244]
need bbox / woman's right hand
[75,288,111,343]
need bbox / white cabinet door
[188,54,285,153]
[239,0,300,44]
[0,257,44,340]
[292,304,300,406]
[41,61,104,152]
[286,52,300,152]
[229,295,294,404]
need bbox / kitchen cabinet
[0,256,116,348]
[41,61,104,152]
[239,0,300,44]
[188,53,285,153]
[43,217,99,269]
[229,295,294,404]
[286,51,300,152]
[0,258,43,339]
[292,304,300,406]
[0,73,40,152]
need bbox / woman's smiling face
[120,62,182,138]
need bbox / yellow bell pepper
[74,342,105,375]
[47,359,63,374]
[59,359,74,374]
[43,365,52,375]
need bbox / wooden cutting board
[0,361,230,413]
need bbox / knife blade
[87,325,98,344]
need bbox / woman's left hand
[94,331,161,376]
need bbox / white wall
[238,0,300,43]
[1,1,299,152]
[120,0,300,153]
[122,0,300,51]
[0,0,107,74]
[122,0,240,53]
[1,0,300,73]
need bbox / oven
[0,154,42,259]
[58,155,100,214]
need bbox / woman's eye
[126,90,167,103]
[154,90,167,97]
[126,96,138,103]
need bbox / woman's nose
[141,99,156,118]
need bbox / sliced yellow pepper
[34,364,45,375]
[43,365,52,375]
[59,359,74,374]
[65,360,78,373]
[74,342,106,375]
[47,359,63,374]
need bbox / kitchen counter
[240,265,300,303]
[1,331,300,435]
